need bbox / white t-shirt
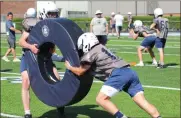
[114,14,124,26]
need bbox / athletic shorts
[96,35,108,45]
[155,38,167,48]
[111,24,115,29]
[20,54,57,73]
[140,35,156,48]
[116,26,122,33]
[101,67,144,97]
[7,36,16,49]
[20,55,27,73]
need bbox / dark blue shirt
[6,20,15,39]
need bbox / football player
[129,20,157,66]
[19,2,62,118]
[150,8,169,68]
[65,32,161,118]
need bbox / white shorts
[100,85,119,97]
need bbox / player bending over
[150,8,169,68]
[65,32,161,118]
[129,20,157,66]
[19,2,62,118]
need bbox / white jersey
[114,14,124,26]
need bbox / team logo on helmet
[42,25,49,37]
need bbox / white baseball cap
[111,12,115,15]
[95,10,103,15]
[128,12,132,15]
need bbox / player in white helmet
[129,20,158,66]
[127,12,133,29]
[65,32,161,118]
[38,1,59,20]
[150,8,169,68]
[19,7,61,118]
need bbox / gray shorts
[7,36,16,49]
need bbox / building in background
[36,1,180,17]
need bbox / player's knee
[96,93,109,105]
[21,71,30,89]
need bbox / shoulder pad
[22,18,39,32]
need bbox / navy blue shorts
[96,35,108,45]
[20,55,27,73]
[111,24,115,29]
[140,35,156,48]
[155,38,167,48]
[104,67,144,97]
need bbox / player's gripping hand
[30,44,39,54]
[65,60,71,70]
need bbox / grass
[0,34,180,118]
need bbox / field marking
[0,113,23,118]
[114,51,180,56]
[107,44,180,49]
[1,72,180,91]
[0,72,21,75]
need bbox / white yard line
[0,113,23,118]
[115,51,180,56]
[0,72,21,75]
[107,44,180,48]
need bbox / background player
[150,8,169,68]
[129,20,157,67]
[65,32,161,118]
[19,3,61,117]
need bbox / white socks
[25,110,31,115]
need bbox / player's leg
[148,47,157,66]
[112,24,116,36]
[2,37,12,62]
[126,70,161,118]
[53,66,61,80]
[155,38,166,68]
[96,68,131,118]
[116,26,120,39]
[9,39,20,62]
[135,46,144,66]
[20,55,32,118]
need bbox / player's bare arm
[10,27,22,33]
[19,31,39,54]
[129,29,139,40]
[65,60,91,76]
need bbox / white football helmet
[133,20,143,28]
[77,33,99,53]
[111,12,115,16]
[24,8,37,18]
[154,8,163,18]
[38,1,59,19]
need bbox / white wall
[158,1,180,14]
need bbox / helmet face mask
[38,2,59,20]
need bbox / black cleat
[24,114,32,118]
[157,64,165,68]
[57,107,65,118]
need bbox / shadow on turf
[39,105,114,118]
[144,61,179,67]
[0,69,13,72]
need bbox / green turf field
[1,34,180,118]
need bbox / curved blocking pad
[24,18,94,107]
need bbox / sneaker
[2,56,10,62]
[135,62,144,67]
[24,114,32,118]
[13,58,21,62]
[152,61,158,66]
[57,107,65,117]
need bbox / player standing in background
[65,32,161,118]
[127,12,133,29]
[114,12,124,39]
[150,8,169,68]
[2,12,22,62]
[90,10,109,45]
[110,12,116,36]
